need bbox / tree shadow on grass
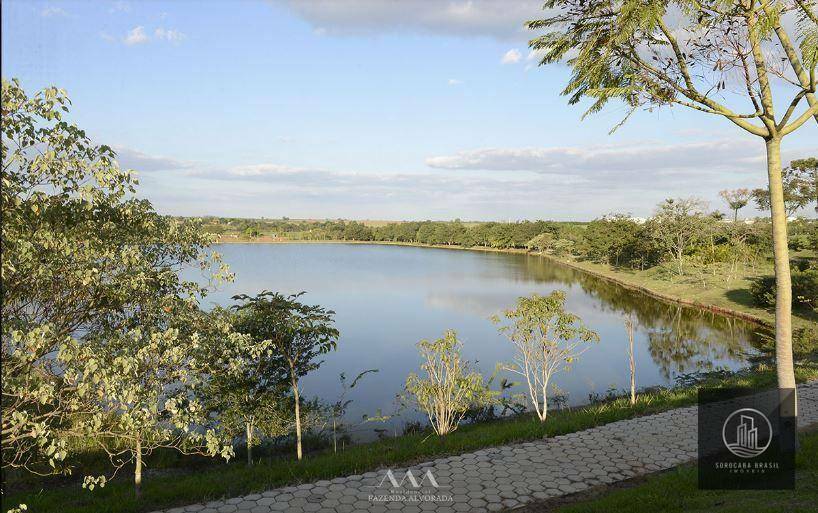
[724,288,818,324]
[724,288,759,309]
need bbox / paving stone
[150,383,818,513]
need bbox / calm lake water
[198,243,765,436]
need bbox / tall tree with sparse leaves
[528,0,818,409]
[719,188,751,221]
[493,291,599,422]
[231,291,339,460]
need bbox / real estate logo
[366,468,452,504]
[698,388,795,490]
[722,408,772,458]
[375,469,443,489]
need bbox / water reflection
[515,255,764,379]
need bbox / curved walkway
[157,382,818,513]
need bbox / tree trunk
[291,371,303,460]
[541,394,548,422]
[246,421,253,466]
[676,247,684,276]
[765,137,797,420]
[627,319,636,405]
[134,438,143,499]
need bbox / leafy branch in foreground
[2,77,231,499]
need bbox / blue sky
[3,0,816,221]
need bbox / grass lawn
[544,253,818,331]
[7,366,817,513]
[547,430,818,513]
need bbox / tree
[526,232,555,252]
[200,309,292,466]
[1,79,228,489]
[328,369,378,453]
[719,189,752,221]
[751,160,816,215]
[529,0,817,408]
[67,309,235,497]
[493,291,599,422]
[647,198,713,276]
[232,291,339,460]
[624,315,637,405]
[581,214,644,266]
[791,157,818,214]
[405,330,494,435]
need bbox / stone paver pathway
[158,382,818,513]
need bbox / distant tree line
[201,202,817,311]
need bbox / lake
[198,243,765,437]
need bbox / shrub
[405,330,495,435]
[750,268,818,310]
[793,269,818,310]
[749,275,777,307]
[789,233,813,251]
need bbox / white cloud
[154,27,185,42]
[140,154,771,220]
[501,48,522,64]
[271,0,544,40]
[447,78,463,86]
[120,26,185,46]
[524,48,546,70]
[212,164,312,178]
[41,5,67,17]
[425,140,764,175]
[134,144,814,220]
[123,26,149,45]
[113,146,193,172]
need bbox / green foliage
[9,363,818,513]
[646,198,715,276]
[526,1,817,139]
[719,189,751,221]
[1,78,229,490]
[493,291,599,421]
[405,330,495,436]
[66,311,235,489]
[231,291,339,380]
[198,308,293,465]
[526,231,554,252]
[752,160,817,216]
[231,291,339,459]
[750,266,818,310]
